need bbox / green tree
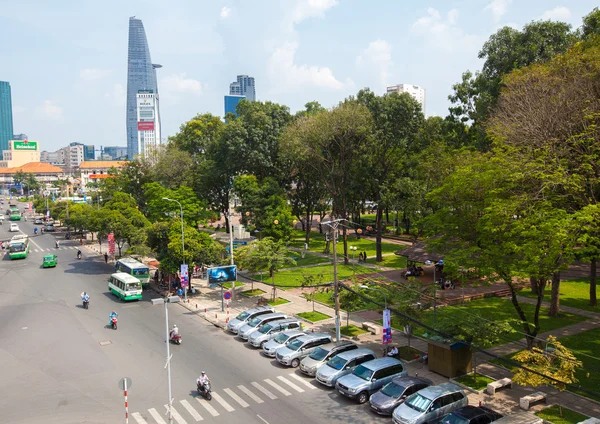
[339,283,364,327]
[300,273,325,312]
[581,7,600,40]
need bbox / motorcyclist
[197,371,210,392]
[81,292,90,305]
[34,227,38,235]
[170,324,179,340]
[55,240,59,248]
[109,310,118,325]
[77,249,82,259]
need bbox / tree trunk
[590,259,597,307]
[395,211,400,236]
[507,278,543,349]
[224,213,230,234]
[304,207,311,244]
[549,272,561,317]
[385,208,389,225]
[375,200,384,262]
[530,276,538,296]
[403,210,410,234]
[342,227,349,265]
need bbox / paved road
[0,215,390,424]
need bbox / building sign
[13,140,38,151]
[137,122,155,131]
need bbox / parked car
[336,357,407,404]
[238,313,288,340]
[226,306,275,334]
[262,330,305,357]
[392,383,468,424]
[315,348,376,388]
[9,223,19,232]
[369,376,433,416]
[299,340,358,377]
[492,411,542,424]
[439,405,503,424]
[34,218,43,224]
[247,318,303,348]
[276,333,333,368]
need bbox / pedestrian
[363,251,367,263]
[358,252,363,263]
[104,252,108,263]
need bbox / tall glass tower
[126,17,161,159]
[0,81,14,153]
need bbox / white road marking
[257,414,270,424]
[223,388,249,408]
[163,405,187,424]
[211,392,235,412]
[264,378,291,396]
[195,398,219,417]
[238,384,264,403]
[251,382,277,399]
[147,408,166,423]
[277,376,304,393]
[131,412,148,423]
[180,400,203,421]
[289,373,317,389]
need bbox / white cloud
[267,42,350,92]
[292,0,338,24]
[160,73,203,94]
[540,7,571,21]
[356,39,393,90]
[220,7,231,18]
[39,100,63,120]
[104,83,126,106]
[79,68,112,81]
[411,8,481,54]
[484,0,511,23]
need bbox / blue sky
[0,0,597,152]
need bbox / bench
[519,391,547,410]
[486,378,512,395]
[362,322,381,335]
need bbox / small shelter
[394,241,443,263]
[427,338,472,378]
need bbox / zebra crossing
[31,246,81,253]
[130,373,316,423]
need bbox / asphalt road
[0,214,388,424]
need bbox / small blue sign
[224,291,232,300]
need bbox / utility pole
[228,206,235,303]
[322,219,344,342]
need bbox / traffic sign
[224,291,232,300]
[118,377,132,390]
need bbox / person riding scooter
[55,240,59,248]
[170,324,179,340]
[77,249,82,259]
[81,292,90,309]
[109,310,118,327]
[34,227,38,235]
[197,371,211,397]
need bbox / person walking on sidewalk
[104,252,108,263]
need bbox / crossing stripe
[212,392,235,412]
[223,388,249,408]
[238,384,264,403]
[195,398,220,417]
[147,408,166,424]
[131,412,148,424]
[164,405,187,424]
[264,378,291,396]
[277,376,304,393]
[289,373,317,389]
[251,382,277,400]
[180,400,203,421]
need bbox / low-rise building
[0,162,64,186]
[79,161,127,187]
[0,140,41,168]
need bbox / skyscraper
[229,75,256,101]
[386,84,426,115]
[126,17,161,159]
[0,81,14,153]
[224,95,246,117]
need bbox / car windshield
[125,283,141,291]
[258,323,273,334]
[273,333,290,344]
[10,243,25,252]
[404,393,432,413]
[236,311,250,321]
[309,347,329,361]
[133,268,149,276]
[352,365,374,381]
[326,356,347,370]
[286,338,304,351]
[247,316,263,327]
[439,414,470,424]
[381,381,407,398]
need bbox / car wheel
[260,341,267,349]
[291,358,300,368]
[357,391,369,404]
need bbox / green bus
[108,272,143,301]
[115,258,150,287]
[9,207,21,221]
[9,235,30,259]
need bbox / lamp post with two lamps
[162,197,187,302]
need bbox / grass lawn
[297,311,331,322]
[381,297,587,347]
[240,289,266,297]
[289,252,331,267]
[268,297,290,306]
[222,282,245,289]
[251,264,373,287]
[397,346,424,362]
[453,374,495,391]
[519,279,600,313]
[289,231,400,258]
[340,324,368,337]
[379,254,408,269]
[536,405,589,424]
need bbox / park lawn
[222,282,245,289]
[558,326,600,402]
[240,289,266,297]
[519,279,600,313]
[251,264,373,288]
[340,325,368,337]
[268,297,290,306]
[289,231,400,258]
[288,252,331,267]
[453,374,495,391]
[297,311,331,322]
[398,346,424,361]
[536,405,590,424]
[379,254,408,269]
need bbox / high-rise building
[126,17,161,159]
[224,95,246,117]
[386,84,426,115]
[84,145,95,160]
[12,133,28,140]
[136,90,161,155]
[229,75,256,101]
[103,146,128,160]
[0,81,14,153]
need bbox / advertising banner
[207,265,237,285]
[180,264,189,288]
[12,140,38,151]
[137,121,155,131]
[108,233,115,255]
[382,309,392,345]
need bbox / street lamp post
[163,198,187,302]
[322,219,344,342]
[151,295,181,423]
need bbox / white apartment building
[40,142,85,171]
[386,84,426,115]
[136,90,161,157]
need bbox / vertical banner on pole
[108,233,116,255]
[180,264,188,288]
[382,309,392,345]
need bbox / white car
[9,223,19,232]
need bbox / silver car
[247,318,303,348]
[276,333,333,368]
[238,313,287,340]
[315,348,376,387]
[262,330,305,357]
[226,306,275,334]
[299,340,358,377]
[392,383,468,424]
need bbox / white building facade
[136,90,161,157]
[386,84,426,115]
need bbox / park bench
[486,377,512,395]
[519,391,547,410]
[362,322,381,335]
[578,418,600,424]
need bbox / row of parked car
[225,306,541,424]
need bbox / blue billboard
[207,265,237,285]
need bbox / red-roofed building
[0,162,64,184]
[79,161,128,186]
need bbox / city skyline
[0,1,598,151]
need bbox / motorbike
[77,251,82,260]
[110,316,118,330]
[82,298,89,309]
[197,381,212,400]
[34,228,38,235]
[170,331,182,345]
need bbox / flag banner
[180,264,189,288]
[108,233,115,254]
[382,309,392,345]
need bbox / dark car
[440,405,503,424]
[369,376,433,416]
